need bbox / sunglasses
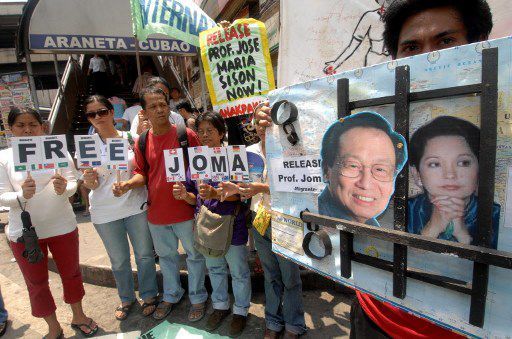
[85,108,110,119]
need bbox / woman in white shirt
[0,107,97,339]
[81,95,158,320]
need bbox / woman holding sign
[81,96,158,320]
[173,112,251,337]
[0,107,98,338]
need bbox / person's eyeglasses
[336,160,395,182]
[85,108,110,119]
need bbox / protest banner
[11,137,43,172]
[209,146,229,182]
[105,138,129,170]
[227,145,249,182]
[164,148,186,182]
[41,135,69,170]
[188,146,211,180]
[130,0,216,47]
[74,135,102,168]
[199,19,275,119]
[265,37,512,337]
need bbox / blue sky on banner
[132,0,216,47]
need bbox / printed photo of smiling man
[408,116,500,248]
[318,112,407,227]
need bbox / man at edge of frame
[254,0,494,338]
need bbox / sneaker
[205,309,230,331]
[229,314,247,337]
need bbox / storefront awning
[16,0,197,58]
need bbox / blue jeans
[149,220,207,304]
[94,211,158,303]
[252,228,306,335]
[0,289,7,323]
[206,244,251,316]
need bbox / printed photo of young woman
[408,116,500,248]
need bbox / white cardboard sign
[210,147,229,182]
[106,138,128,170]
[188,146,211,181]
[227,145,249,182]
[164,148,186,182]
[41,135,69,170]
[12,136,43,172]
[74,135,102,168]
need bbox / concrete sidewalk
[0,211,353,338]
[39,212,348,293]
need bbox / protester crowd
[0,0,497,338]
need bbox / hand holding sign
[21,172,36,199]
[198,183,217,200]
[172,182,188,200]
[51,173,67,195]
[237,182,263,199]
[218,181,240,202]
[112,181,131,197]
[82,168,99,189]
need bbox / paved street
[0,214,353,338]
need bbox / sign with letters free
[12,135,69,172]
[105,138,129,170]
[74,135,102,169]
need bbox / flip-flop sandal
[188,302,207,322]
[141,299,159,317]
[115,302,135,321]
[42,329,63,339]
[71,318,98,337]
[152,301,174,320]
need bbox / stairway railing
[48,54,87,134]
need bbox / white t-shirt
[130,110,186,137]
[89,56,106,73]
[122,105,141,124]
[88,132,148,225]
[246,143,270,212]
[0,148,78,241]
